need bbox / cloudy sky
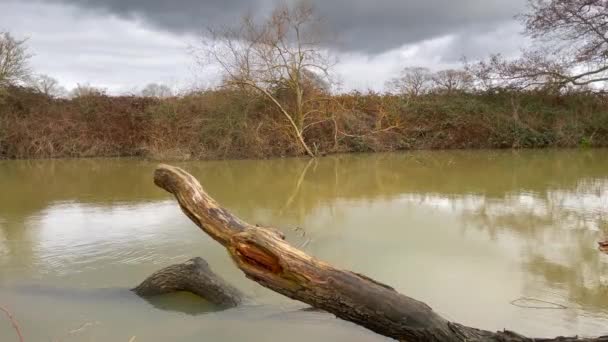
[0,0,528,93]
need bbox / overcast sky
[0,0,528,93]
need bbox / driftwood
[132,257,243,308]
[153,164,608,341]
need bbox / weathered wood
[132,257,243,308]
[154,164,608,341]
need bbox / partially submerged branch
[132,257,243,308]
[153,164,608,341]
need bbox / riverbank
[1,86,606,160]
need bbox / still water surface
[1,150,608,341]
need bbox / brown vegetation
[0,85,607,160]
[2,0,608,161]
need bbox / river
[1,149,608,341]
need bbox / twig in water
[292,226,313,249]
[292,226,306,238]
[52,321,100,342]
[299,238,312,249]
[0,305,25,342]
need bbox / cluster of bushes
[1,85,606,160]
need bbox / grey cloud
[316,0,526,53]
[0,1,195,92]
[1,0,529,92]
[33,0,527,53]
[439,21,528,62]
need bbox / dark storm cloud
[34,0,527,53]
[316,0,526,53]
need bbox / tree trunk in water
[153,164,608,341]
[132,256,243,308]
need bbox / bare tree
[430,69,473,94]
[386,67,432,96]
[141,83,174,98]
[0,31,31,88]
[70,83,106,98]
[464,56,505,92]
[472,0,608,91]
[195,1,335,157]
[28,74,66,97]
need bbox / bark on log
[153,164,608,341]
[132,257,243,308]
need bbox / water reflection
[462,179,608,323]
[1,149,608,340]
[142,292,220,315]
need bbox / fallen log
[132,257,243,308]
[153,164,608,341]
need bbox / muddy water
[1,150,608,341]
